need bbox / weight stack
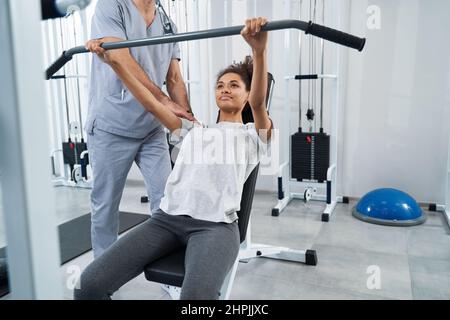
[291,132,330,183]
[62,142,88,166]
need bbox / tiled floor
[1,181,450,300]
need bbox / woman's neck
[218,112,243,123]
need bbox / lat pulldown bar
[46,19,366,80]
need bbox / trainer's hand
[167,101,196,121]
[85,39,107,61]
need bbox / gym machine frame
[446,138,450,227]
[46,17,365,299]
[44,13,92,189]
[273,77,344,223]
[272,1,348,222]
[0,0,62,299]
[429,136,450,228]
[427,135,450,228]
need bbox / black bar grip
[295,75,319,80]
[45,52,73,80]
[305,21,366,52]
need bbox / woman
[75,17,273,300]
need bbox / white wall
[343,0,450,203]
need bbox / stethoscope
[156,0,174,35]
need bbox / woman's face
[215,72,249,114]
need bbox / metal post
[0,0,62,299]
[283,0,292,187]
[320,0,325,131]
[330,0,340,210]
[298,0,303,131]
[52,18,71,181]
[446,134,450,227]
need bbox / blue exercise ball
[352,188,426,226]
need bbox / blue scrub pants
[87,125,171,258]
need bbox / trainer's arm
[166,59,192,114]
[105,53,182,132]
[86,37,194,120]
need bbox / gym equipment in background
[46,19,365,79]
[292,0,330,185]
[273,0,352,222]
[41,0,91,20]
[57,122,91,187]
[352,188,426,227]
[45,12,92,189]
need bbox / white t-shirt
[159,119,271,223]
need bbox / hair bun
[243,55,254,79]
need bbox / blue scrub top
[86,0,181,138]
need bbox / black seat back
[236,165,259,243]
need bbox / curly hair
[216,55,253,91]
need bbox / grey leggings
[74,211,240,300]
